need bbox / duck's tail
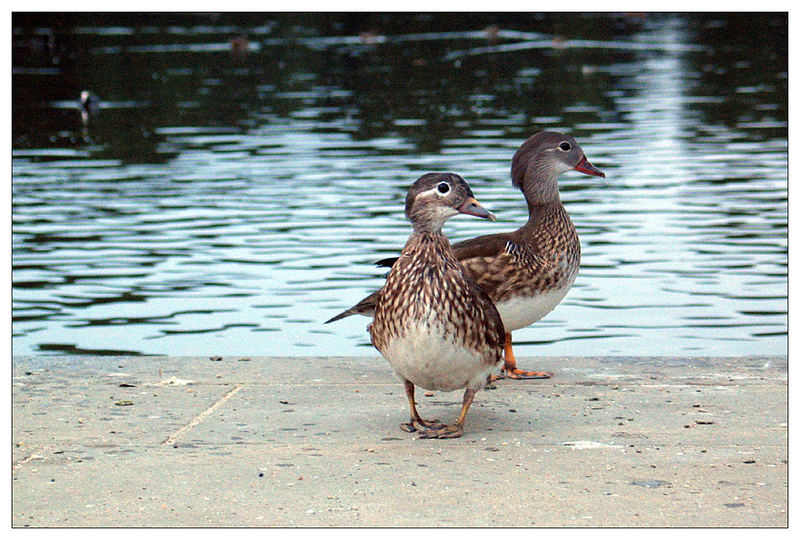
[324,291,380,324]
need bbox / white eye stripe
[417,184,451,198]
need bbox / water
[12,13,787,357]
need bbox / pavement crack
[162,383,244,446]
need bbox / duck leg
[417,388,476,439]
[399,379,446,433]
[499,333,553,380]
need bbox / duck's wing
[456,232,550,303]
[450,233,513,261]
[375,232,513,268]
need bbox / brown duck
[327,132,605,380]
[364,172,504,439]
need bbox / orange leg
[399,379,446,433]
[498,333,552,380]
[417,388,476,439]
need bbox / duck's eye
[559,142,572,151]
[437,182,450,194]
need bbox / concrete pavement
[12,355,787,527]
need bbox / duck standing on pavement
[328,132,605,380]
[361,172,504,439]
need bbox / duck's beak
[574,155,605,178]
[457,197,496,221]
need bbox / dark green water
[12,13,787,357]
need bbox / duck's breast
[380,318,497,392]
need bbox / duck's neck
[403,228,453,265]
[411,219,446,235]
[522,174,561,211]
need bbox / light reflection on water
[12,13,787,357]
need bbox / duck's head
[511,131,605,203]
[405,172,495,232]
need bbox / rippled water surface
[12,13,787,357]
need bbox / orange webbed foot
[498,332,553,381]
[400,418,446,433]
[416,424,463,439]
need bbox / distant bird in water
[358,30,383,44]
[328,132,605,381]
[334,172,504,439]
[483,24,501,44]
[229,35,250,54]
[79,90,99,127]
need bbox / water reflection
[12,13,787,357]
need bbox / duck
[78,90,99,127]
[364,172,504,439]
[327,132,605,380]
